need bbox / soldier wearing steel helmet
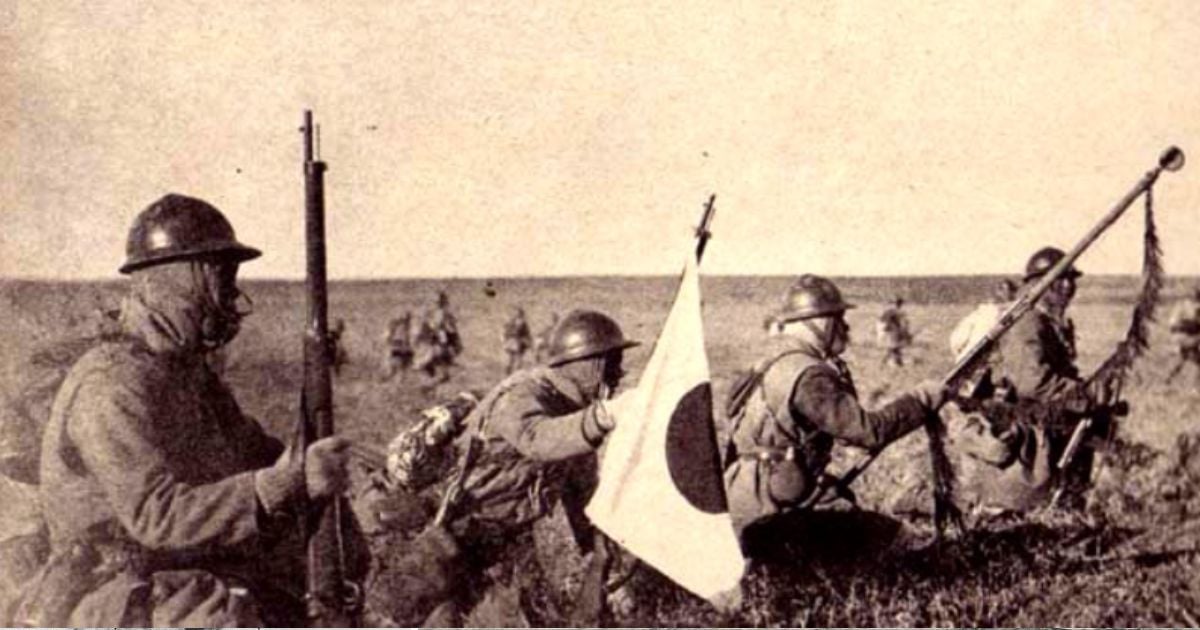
[367,309,637,627]
[19,194,358,627]
[723,274,948,559]
[1166,285,1200,386]
[955,246,1123,515]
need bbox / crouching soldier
[723,275,947,559]
[368,309,637,627]
[16,194,359,627]
[954,247,1124,515]
[1166,285,1200,386]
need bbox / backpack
[0,332,119,486]
[721,349,813,468]
[0,330,116,625]
[384,391,481,492]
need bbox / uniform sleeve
[488,388,608,461]
[791,365,930,450]
[68,374,267,552]
[226,414,285,470]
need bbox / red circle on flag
[665,383,728,514]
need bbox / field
[3,274,1200,626]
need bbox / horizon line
[4,271,1196,284]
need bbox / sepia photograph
[2,1,1199,626]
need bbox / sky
[3,1,1199,280]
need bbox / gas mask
[601,351,627,398]
[193,260,252,351]
[570,352,627,403]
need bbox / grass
[2,275,1200,626]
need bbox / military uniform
[533,316,559,363]
[380,315,414,380]
[372,310,635,627]
[1167,294,1200,384]
[959,307,1105,513]
[26,294,306,627]
[371,365,611,626]
[724,340,937,554]
[414,304,462,381]
[502,311,533,374]
[876,303,912,367]
[10,194,360,627]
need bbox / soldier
[723,275,947,559]
[532,312,559,363]
[328,317,349,376]
[501,307,533,375]
[380,312,414,381]
[950,278,1018,361]
[368,309,637,627]
[1166,285,1200,386]
[877,296,913,368]
[17,194,356,627]
[956,247,1122,515]
[413,291,462,384]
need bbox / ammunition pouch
[11,541,105,627]
[12,533,156,628]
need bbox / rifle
[299,110,361,626]
[809,147,1186,515]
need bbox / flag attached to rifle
[586,251,744,601]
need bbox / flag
[586,251,744,601]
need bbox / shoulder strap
[434,375,528,525]
[757,351,825,433]
[725,349,817,419]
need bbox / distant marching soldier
[533,312,559,363]
[501,307,533,375]
[1166,285,1200,386]
[723,275,948,559]
[328,317,348,376]
[380,312,414,381]
[876,296,913,368]
[414,291,462,384]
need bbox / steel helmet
[119,194,262,274]
[1023,246,1082,283]
[775,274,855,323]
[545,310,639,367]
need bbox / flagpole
[585,190,745,602]
[695,194,716,263]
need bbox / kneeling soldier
[20,195,356,627]
[724,275,947,558]
[372,309,637,627]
